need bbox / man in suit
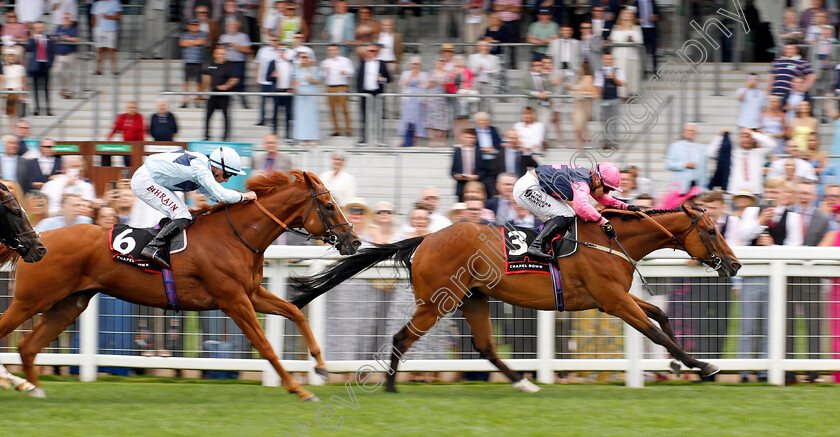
[265,45,294,140]
[251,134,293,174]
[479,113,505,190]
[738,177,803,383]
[26,21,56,116]
[492,129,539,179]
[523,59,554,138]
[26,138,61,190]
[630,0,659,73]
[468,41,502,114]
[474,112,502,196]
[0,135,32,193]
[547,25,580,75]
[579,21,603,71]
[485,172,519,225]
[451,129,484,202]
[786,180,830,383]
[355,43,391,144]
[321,0,355,57]
[665,123,707,195]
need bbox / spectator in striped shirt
[767,44,817,98]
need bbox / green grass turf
[0,377,837,436]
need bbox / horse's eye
[13,210,21,217]
[708,229,717,236]
[325,203,335,212]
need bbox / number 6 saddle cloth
[109,221,189,274]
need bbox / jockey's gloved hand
[626,204,642,212]
[601,221,617,240]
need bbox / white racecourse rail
[1,246,838,388]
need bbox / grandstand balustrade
[0,246,838,388]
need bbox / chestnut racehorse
[0,171,360,401]
[291,206,741,393]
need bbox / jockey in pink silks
[512,162,642,259]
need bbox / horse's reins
[585,208,724,294]
[225,186,353,254]
[602,208,722,270]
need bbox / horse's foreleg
[604,294,718,377]
[459,293,538,392]
[386,303,442,393]
[218,293,318,401]
[18,291,96,398]
[0,299,46,393]
[250,286,327,377]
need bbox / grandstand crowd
[0,1,838,384]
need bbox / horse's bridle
[225,185,352,254]
[0,192,38,252]
[644,208,723,271]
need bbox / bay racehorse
[290,206,741,392]
[0,171,360,401]
[0,181,47,391]
[0,182,47,263]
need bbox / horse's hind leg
[459,292,539,393]
[632,295,679,346]
[603,292,718,377]
[250,286,327,377]
[385,302,444,393]
[18,291,96,398]
[218,291,317,401]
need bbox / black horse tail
[289,236,426,309]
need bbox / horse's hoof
[314,367,329,379]
[668,360,681,376]
[15,380,35,392]
[29,387,46,398]
[700,363,720,377]
[385,385,398,393]
[512,378,541,393]
[303,394,320,402]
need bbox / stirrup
[526,242,553,259]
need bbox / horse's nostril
[732,262,741,271]
[352,240,361,248]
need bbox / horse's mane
[193,170,308,216]
[0,247,20,266]
[603,206,702,221]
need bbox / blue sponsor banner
[188,141,253,192]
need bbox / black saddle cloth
[109,220,187,273]
[501,219,578,274]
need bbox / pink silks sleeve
[593,194,629,211]
[570,182,607,225]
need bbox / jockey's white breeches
[131,165,192,220]
[513,172,575,221]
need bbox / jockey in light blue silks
[130,146,257,268]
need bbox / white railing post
[767,260,787,386]
[79,294,99,382]
[624,278,644,388]
[307,260,328,385]
[536,310,555,384]
[262,260,285,387]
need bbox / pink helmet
[593,162,623,192]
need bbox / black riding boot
[140,218,191,269]
[526,216,573,259]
